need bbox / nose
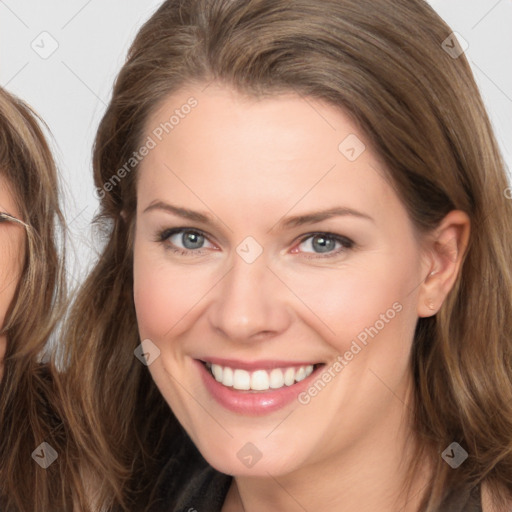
[207,255,292,343]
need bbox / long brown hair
[0,88,72,511]
[62,0,512,510]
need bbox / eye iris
[312,235,335,253]
[182,231,204,249]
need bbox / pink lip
[199,357,320,371]
[195,359,323,416]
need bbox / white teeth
[233,369,251,390]
[269,368,285,389]
[295,367,306,382]
[284,367,295,386]
[207,363,315,391]
[223,366,233,387]
[211,364,223,382]
[251,370,269,391]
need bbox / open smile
[196,358,325,415]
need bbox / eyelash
[156,227,355,259]
[156,228,215,257]
[294,232,355,259]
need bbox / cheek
[133,244,213,340]
[283,248,419,351]
[133,257,180,340]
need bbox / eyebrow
[143,201,212,223]
[276,207,374,229]
[144,201,374,231]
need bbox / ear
[417,210,470,318]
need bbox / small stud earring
[427,299,436,310]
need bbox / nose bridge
[208,251,290,341]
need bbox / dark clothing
[438,484,482,512]
[146,427,231,512]
[147,429,482,512]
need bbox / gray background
[1,0,511,285]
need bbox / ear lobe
[417,210,470,318]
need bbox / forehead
[137,84,403,225]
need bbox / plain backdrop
[1,0,511,286]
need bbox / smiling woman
[0,88,73,511]
[61,0,512,511]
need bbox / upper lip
[198,357,322,371]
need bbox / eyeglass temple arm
[0,212,28,227]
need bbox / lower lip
[195,359,323,416]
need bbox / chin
[196,436,304,477]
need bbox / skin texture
[133,84,470,512]
[0,176,24,381]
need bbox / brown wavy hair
[0,88,72,511]
[61,0,512,510]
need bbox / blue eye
[297,233,354,256]
[177,230,205,250]
[158,228,215,254]
[156,228,354,259]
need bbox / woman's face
[133,84,435,476]
[0,176,25,379]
